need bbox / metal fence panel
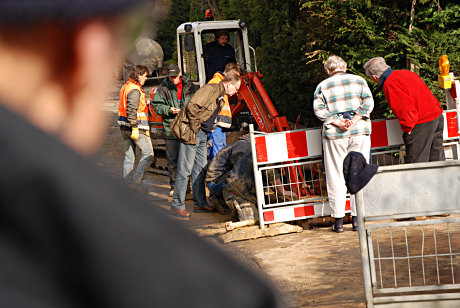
[361,161,460,219]
[356,160,460,307]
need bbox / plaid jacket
[313,72,374,140]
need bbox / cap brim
[0,0,147,24]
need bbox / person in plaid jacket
[313,55,374,233]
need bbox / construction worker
[152,64,198,196]
[205,30,236,82]
[206,132,258,219]
[118,65,154,190]
[206,62,240,160]
[0,1,280,307]
[170,70,242,218]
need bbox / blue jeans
[207,126,226,161]
[207,181,224,196]
[121,128,154,185]
[172,129,208,210]
[165,138,179,189]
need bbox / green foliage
[155,0,459,125]
[155,0,192,61]
[300,0,460,117]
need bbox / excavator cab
[177,20,254,87]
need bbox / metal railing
[355,161,460,307]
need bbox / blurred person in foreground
[313,55,374,233]
[0,1,280,307]
[363,57,445,163]
[118,65,153,191]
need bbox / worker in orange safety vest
[206,62,240,160]
[118,65,153,189]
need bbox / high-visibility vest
[208,72,232,128]
[148,87,163,129]
[118,80,149,130]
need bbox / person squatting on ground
[118,65,154,190]
[364,57,445,163]
[170,70,242,218]
[206,133,259,220]
[205,30,236,82]
[207,62,241,160]
[152,64,198,196]
[205,130,300,221]
[0,1,281,307]
[313,55,374,232]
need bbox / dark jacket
[171,82,225,144]
[206,135,256,203]
[0,104,280,308]
[152,76,198,139]
[205,41,235,81]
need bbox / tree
[155,0,459,125]
[155,0,192,61]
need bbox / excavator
[149,16,306,196]
[176,18,290,133]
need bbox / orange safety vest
[148,87,163,129]
[208,72,232,128]
[118,80,149,130]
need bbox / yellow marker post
[438,55,452,89]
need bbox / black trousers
[403,114,446,163]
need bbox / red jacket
[383,70,442,133]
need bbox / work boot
[332,218,344,233]
[352,216,358,231]
[209,195,231,215]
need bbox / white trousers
[323,135,371,218]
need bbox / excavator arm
[232,71,290,133]
[232,71,307,197]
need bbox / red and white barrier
[263,200,351,224]
[251,110,460,228]
[254,110,459,164]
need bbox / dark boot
[332,217,344,233]
[352,216,358,231]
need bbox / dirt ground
[91,80,368,307]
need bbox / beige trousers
[322,134,371,218]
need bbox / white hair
[324,55,347,73]
[363,57,391,78]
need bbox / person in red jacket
[364,57,445,163]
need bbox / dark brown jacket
[171,82,225,144]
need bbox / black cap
[343,151,378,195]
[167,64,181,77]
[0,0,147,24]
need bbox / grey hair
[324,55,347,73]
[363,57,391,78]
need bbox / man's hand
[332,120,348,131]
[170,107,180,115]
[130,127,139,141]
[343,115,362,131]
